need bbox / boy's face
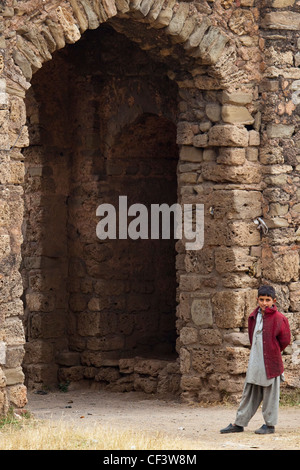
[257,295,275,312]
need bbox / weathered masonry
[0,0,300,412]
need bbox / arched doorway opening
[21,24,180,393]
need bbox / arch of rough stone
[10,0,245,86]
[1,0,299,413]
[1,0,261,410]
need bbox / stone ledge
[262,11,300,30]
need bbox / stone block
[166,2,190,36]
[55,351,81,366]
[45,18,66,50]
[197,26,229,64]
[212,290,246,328]
[265,66,300,79]
[193,133,208,147]
[0,79,6,96]
[205,219,227,245]
[268,203,289,217]
[157,370,180,395]
[0,91,7,106]
[134,376,157,394]
[178,172,198,184]
[0,300,24,318]
[229,9,255,35]
[0,234,10,258]
[154,0,176,28]
[192,347,213,375]
[244,289,259,316]
[224,332,250,346]
[179,274,203,292]
[176,121,195,145]
[0,369,6,388]
[191,298,213,327]
[0,201,10,227]
[206,103,221,122]
[146,0,165,20]
[231,190,262,219]
[134,358,169,376]
[246,147,263,163]
[180,146,202,162]
[222,90,252,105]
[202,162,260,184]
[203,189,261,220]
[119,358,135,374]
[56,5,82,41]
[217,375,245,396]
[4,366,24,385]
[58,365,84,383]
[4,318,25,346]
[139,0,155,16]
[226,347,249,374]
[13,49,32,80]
[6,345,25,369]
[226,220,261,246]
[290,283,300,311]
[209,125,249,147]
[198,329,222,345]
[8,384,27,408]
[15,35,43,74]
[0,342,6,365]
[180,326,198,345]
[179,347,191,374]
[213,349,230,373]
[272,0,295,6]
[217,148,246,165]
[68,0,89,31]
[25,292,55,313]
[267,124,295,138]
[215,247,255,274]
[174,14,198,44]
[262,250,299,283]
[180,375,202,392]
[185,248,214,274]
[78,311,100,336]
[30,312,65,340]
[222,105,254,125]
[102,0,118,18]
[115,0,130,13]
[184,16,211,50]
[263,12,300,30]
[199,121,212,132]
[203,149,216,161]
[95,367,120,383]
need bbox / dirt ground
[26,388,300,450]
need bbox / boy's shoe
[220,423,244,434]
[255,424,275,434]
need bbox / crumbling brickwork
[0,0,299,412]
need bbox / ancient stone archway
[0,1,299,412]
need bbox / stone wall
[0,0,299,412]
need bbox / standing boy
[220,285,291,435]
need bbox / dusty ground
[26,388,300,450]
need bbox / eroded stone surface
[0,0,299,411]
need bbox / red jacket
[248,305,291,379]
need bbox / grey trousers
[235,377,281,427]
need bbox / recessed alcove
[22,24,180,392]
